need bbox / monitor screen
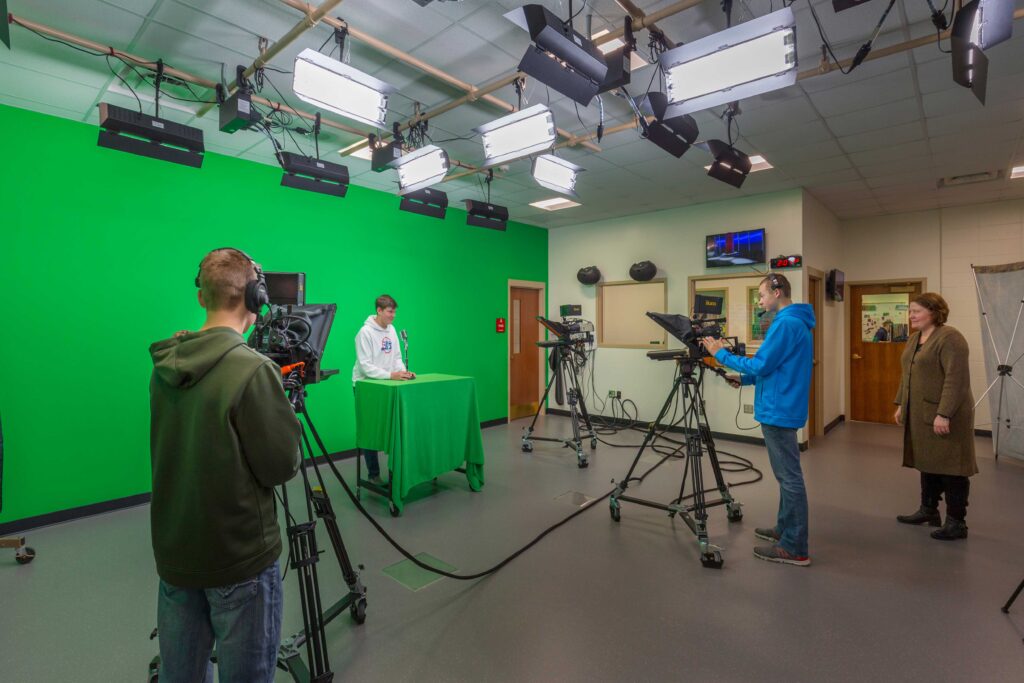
[705,228,766,268]
[265,272,306,306]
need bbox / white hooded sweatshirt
[352,315,406,383]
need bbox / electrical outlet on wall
[607,390,622,399]
[743,404,754,414]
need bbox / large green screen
[0,104,547,526]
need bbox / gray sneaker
[753,544,811,566]
[754,527,780,543]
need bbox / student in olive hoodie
[149,248,301,683]
[704,273,816,567]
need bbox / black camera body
[538,316,595,346]
[248,303,337,386]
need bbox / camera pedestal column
[609,356,743,568]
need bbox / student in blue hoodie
[703,273,816,566]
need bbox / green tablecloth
[355,373,485,513]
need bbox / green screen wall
[0,104,548,526]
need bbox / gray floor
[2,417,1023,682]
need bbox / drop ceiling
[1,0,1022,228]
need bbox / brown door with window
[849,281,923,423]
[510,287,541,420]
[808,274,822,438]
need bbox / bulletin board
[597,279,668,349]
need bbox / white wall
[802,190,845,427]
[837,199,1024,431]
[548,189,804,441]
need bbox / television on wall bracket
[705,228,766,268]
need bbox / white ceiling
[1,0,1023,228]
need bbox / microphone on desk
[399,329,408,342]
[400,329,410,374]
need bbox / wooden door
[849,281,923,423]
[510,287,541,420]
[808,275,821,438]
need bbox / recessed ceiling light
[1012,165,1024,179]
[530,197,582,211]
[592,29,649,70]
[704,154,773,173]
[339,140,373,160]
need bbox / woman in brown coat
[893,292,977,540]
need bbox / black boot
[897,506,941,526]
[931,516,968,540]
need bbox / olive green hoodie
[149,327,301,588]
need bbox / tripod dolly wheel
[590,437,598,449]
[577,452,589,468]
[521,441,533,453]
[350,597,368,624]
[727,508,743,523]
[388,502,401,517]
[610,503,620,522]
[701,550,724,569]
[15,547,36,565]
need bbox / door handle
[851,353,862,360]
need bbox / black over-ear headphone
[195,247,269,315]
[767,273,782,291]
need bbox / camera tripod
[521,340,597,468]
[609,353,743,568]
[147,382,367,683]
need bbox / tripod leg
[1003,577,1024,613]
[522,370,558,453]
[567,389,587,468]
[569,363,598,449]
[695,380,742,521]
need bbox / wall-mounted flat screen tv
[705,228,766,268]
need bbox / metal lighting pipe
[595,0,701,44]
[797,6,1024,80]
[613,0,677,44]
[195,0,344,117]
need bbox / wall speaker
[629,261,657,281]
[577,266,601,285]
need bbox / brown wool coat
[893,325,978,477]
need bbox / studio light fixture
[532,154,584,197]
[705,139,752,189]
[530,197,581,211]
[951,0,1013,104]
[1012,165,1024,179]
[475,104,557,168]
[704,154,772,173]
[658,7,797,117]
[464,170,509,231]
[400,187,448,219]
[279,151,350,198]
[632,91,699,158]
[390,144,449,195]
[292,48,396,128]
[505,4,609,106]
[97,102,205,168]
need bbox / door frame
[804,267,825,439]
[508,279,547,423]
[844,277,928,423]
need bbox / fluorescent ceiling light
[339,140,374,160]
[390,144,449,195]
[659,7,797,117]
[592,29,649,70]
[293,48,396,129]
[530,197,581,211]
[1011,165,1024,179]
[968,0,1014,49]
[474,104,557,167]
[532,154,584,197]
[704,154,772,173]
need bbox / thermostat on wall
[770,254,803,269]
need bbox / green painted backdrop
[0,104,548,526]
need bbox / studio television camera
[247,272,338,389]
[648,293,745,361]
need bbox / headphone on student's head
[767,273,782,292]
[195,247,269,315]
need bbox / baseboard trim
[0,492,151,536]
[824,414,846,435]
[546,408,766,447]
[975,428,992,437]
[481,417,508,429]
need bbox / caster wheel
[521,442,533,453]
[727,510,743,522]
[15,547,35,565]
[701,551,724,569]
[610,504,620,522]
[388,502,401,517]
[590,438,598,449]
[577,455,588,468]
[350,597,367,624]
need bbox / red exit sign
[496,318,506,333]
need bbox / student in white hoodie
[353,294,415,483]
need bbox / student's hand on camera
[894,405,902,425]
[725,375,741,389]
[933,415,950,435]
[702,337,728,355]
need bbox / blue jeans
[157,561,283,683]
[761,424,809,557]
[361,448,381,478]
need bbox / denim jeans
[156,560,283,683]
[761,424,809,557]
[354,386,382,478]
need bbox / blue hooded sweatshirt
[714,303,816,429]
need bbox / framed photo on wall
[748,286,774,344]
